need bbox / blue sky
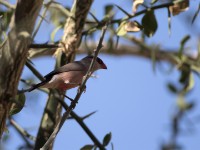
[2,0,200,150]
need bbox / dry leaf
[132,0,144,14]
[124,21,141,32]
[169,0,189,16]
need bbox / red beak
[101,63,107,69]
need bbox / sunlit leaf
[50,25,63,42]
[80,144,94,150]
[184,73,194,92]
[169,0,189,16]
[124,21,142,32]
[103,132,112,146]
[151,0,158,5]
[116,21,127,36]
[177,95,194,111]
[9,93,26,116]
[132,0,144,14]
[142,10,158,37]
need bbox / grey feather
[44,61,86,80]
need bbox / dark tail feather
[18,81,46,94]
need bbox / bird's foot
[77,84,86,93]
[63,94,74,102]
[83,85,86,93]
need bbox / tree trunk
[0,0,43,137]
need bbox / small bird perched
[21,56,107,92]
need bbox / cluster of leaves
[81,132,112,150]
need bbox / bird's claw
[77,85,86,93]
[83,85,86,93]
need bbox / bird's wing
[44,61,86,80]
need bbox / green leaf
[50,25,63,42]
[80,145,94,150]
[151,0,158,5]
[177,96,195,111]
[103,132,112,146]
[167,83,178,93]
[192,3,200,24]
[116,21,127,36]
[184,73,194,93]
[178,35,190,59]
[105,5,114,16]
[142,10,158,37]
[9,93,26,116]
[179,63,190,84]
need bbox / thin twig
[32,0,53,39]
[0,0,15,10]
[25,61,44,81]
[29,43,59,49]
[58,99,104,149]
[40,24,108,150]
[9,118,36,143]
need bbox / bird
[20,56,107,93]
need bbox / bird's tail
[18,81,46,94]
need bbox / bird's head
[81,56,107,71]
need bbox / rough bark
[0,0,43,137]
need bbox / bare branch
[32,1,53,39]
[9,118,36,142]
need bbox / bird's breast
[43,71,86,90]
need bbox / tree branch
[28,42,196,66]
[9,118,36,142]
[0,0,15,10]
[0,0,43,138]
[58,100,104,149]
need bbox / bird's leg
[63,94,74,102]
[83,85,87,93]
[58,90,74,102]
[77,84,87,93]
